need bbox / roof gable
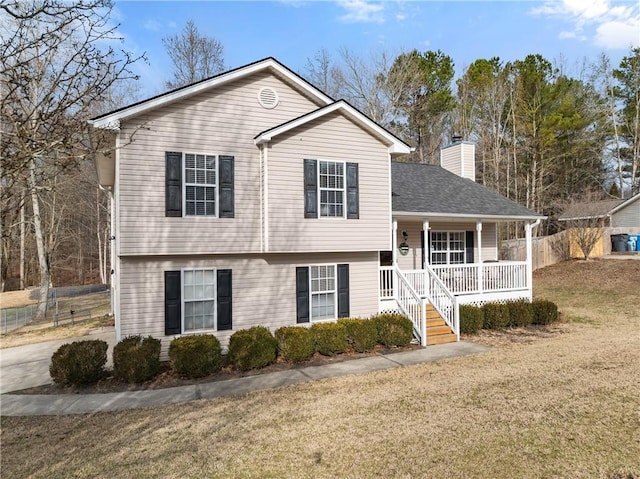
[609,192,640,215]
[391,162,543,220]
[89,57,333,129]
[254,100,412,155]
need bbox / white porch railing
[431,261,527,295]
[391,266,427,346]
[380,266,458,344]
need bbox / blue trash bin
[635,235,640,252]
[628,238,636,252]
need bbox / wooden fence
[502,227,640,270]
[501,231,568,271]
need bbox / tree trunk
[20,196,25,290]
[28,158,50,320]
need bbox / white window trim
[430,231,466,265]
[181,268,217,334]
[183,152,219,217]
[317,160,346,219]
[309,263,338,322]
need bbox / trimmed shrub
[482,302,510,330]
[228,326,278,371]
[338,318,377,352]
[371,312,414,347]
[168,335,223,378]
[50,339,108,386]
[459,304,484,334]
[310,322,348,356]
[532,299,559,325]
[275,326,314,363]
[507,299,534,327]
[113,335,161,383]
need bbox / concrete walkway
[0,328,116,394]
[0,340,489,417]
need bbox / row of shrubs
[459,298,559,334]
[50,313,414,386]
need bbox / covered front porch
[379,216,541,346]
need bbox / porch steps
[425,304,457,346]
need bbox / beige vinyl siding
[117,71,323,256]
[119,252,380,355]
[440,142,475,181]
[395,221,498,270]
[611,197,640,228]
[267,112,391,252]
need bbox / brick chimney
[440,135,476,181]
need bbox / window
[303,159,358,219]
[319,161,344,217]
[184,154,216,216]
[296,264,349,323]
[165,151,234,218]
[430,231,466,265]
[164,269,232,335]
[183,269,216,332]
[310,265,336,321]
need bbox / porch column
[422,220,429,267]
[525,220,540,301]
[423,220,430,296]
[392,218,398,267]
[476,221,483,293]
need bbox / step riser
[424,304,456,345]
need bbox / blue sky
[113,0,640,97]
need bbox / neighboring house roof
[254,100,412,155]
[609,192,640,216]
[89,57,333,128]
[558,199,624,221]
[391,162,544,220]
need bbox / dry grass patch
[2,260,639,478]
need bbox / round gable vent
[258,87,279,109]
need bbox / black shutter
[296,267,310,323]
[466,231,475,264]
[217,269,232,330]
[304,159,318,218]
[219,156,234,218]
[337,264,350,318]
[165,152,182,217]
[346,163,359,219]
[164,271,181,335]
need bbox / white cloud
[596,19,640,49]
[143,19,163,32]
[531,0,639,49]
[337,0,385,24]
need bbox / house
[89,58,543,351]
[558,194,640,255]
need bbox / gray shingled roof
[558,199,623,221]
[391,162,542,219]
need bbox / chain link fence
[1,284,110,334]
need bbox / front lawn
[2,259,639,478]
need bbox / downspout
[113,131,121,342]
[525,218,541,301]
[263,143,269,253]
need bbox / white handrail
[392,265,427,346]
[423,264,459,339]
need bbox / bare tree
[304,48,344,99]
[1,0,143,317]
[559,193,610,260]
[163,20,224,90]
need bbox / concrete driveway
[0,328,115,394]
